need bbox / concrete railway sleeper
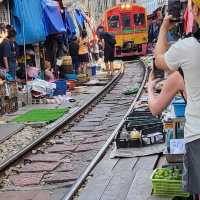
[0,60,147,200]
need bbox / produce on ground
[153,168,182,181]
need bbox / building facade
[136,0,160,14]
[80,0,116,23]
[0,0,10,24]
[115,0,136,4]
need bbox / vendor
[154,0,200,198]
[44,60,54,82]
[0,27,17,79]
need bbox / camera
[168,0,182,22]
[153,58,165,79]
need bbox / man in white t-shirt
[154,0,200,197]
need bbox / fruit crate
[125,119,163,134]
[151,168,190,198]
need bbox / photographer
[154,0,200,197]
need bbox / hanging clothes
[85,15,97,40]
[184,0,194,34]
[74,9,86,30]
[63,9,77,39]
[42,0,66,35]
[11,0,46,45]
[71,10,80,37]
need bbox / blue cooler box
[53,80,67,96]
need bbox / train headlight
[125,4,131,9]
[121,4,125,9]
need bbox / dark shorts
[183,138,200,194]
[104,48,114,63]
[79,53,89,63]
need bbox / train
[101,3,148,57]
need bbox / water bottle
[167,128,173,153]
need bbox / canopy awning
[63,9,76,39]
[74,9,85,30]
[42,0,66,35]
[12,0,46,45]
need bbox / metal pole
[21,0,28,103]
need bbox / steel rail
[0,66,124,172]
[62,60,148,200]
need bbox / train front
[102,4,148,57]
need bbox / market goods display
[153,168,182,180]
[0,81,18,115]
[151,167,190,197]
[116,107,165,148]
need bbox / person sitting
[44,60,54,82]
[148,71,186,116]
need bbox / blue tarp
[74,9,85,30]
[42,0,66,35]
[63,10,77,39]
[11,0,46,45]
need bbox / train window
[134,13,145,26]
[108,16,119,29]
[122,14,131,29]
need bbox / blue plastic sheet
[74,9,85,30]
[63,10,77,39]
[11,0,46,45]
[42,0,66,35]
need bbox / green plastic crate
[151,169,190,198]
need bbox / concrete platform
[77,153,173,200]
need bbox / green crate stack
[151,169,190,198]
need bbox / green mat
[13,108,70,123]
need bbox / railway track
[0,66,123,171]
[0,60,147,200]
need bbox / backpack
[107,33,116,47]
[103,32,116,47]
